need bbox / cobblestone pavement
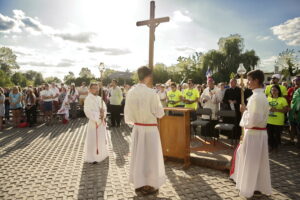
[0,118,299,200]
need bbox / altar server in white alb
[230,70,272,198]
[84,82,108,164]
[124,66,166,195]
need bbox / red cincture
[134,123,158,126]
[246,127,267,130]
[95,124,99,154]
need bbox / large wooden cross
[136,1,169,70]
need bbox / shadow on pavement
[0,118,86,159]
[165,162,225,199]
[77,158,109,199]
[110,125,130,168]
[268,145,300,200]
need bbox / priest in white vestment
[200,77,222,120]
[124,66,166,195]
[84,83,108,163]
[230,70,272,198]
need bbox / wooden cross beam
[136,1,170,70]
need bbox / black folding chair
[190,108,212,141]
[214,110,236,145]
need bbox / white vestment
[83,93,108,162]
[200,87,222,120]
[124,83,166,189]
[57,95,70,120]
[230,88,272,198]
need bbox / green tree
[34,73,44,86]
[153,63,169,84]
[275,49,300,80]
[0,47,19,75]
[200,34,260,82]
[11,72,27,87]
[64,71,76,85]
[0,70,13,87]
[45,76,62,84]
[79,67,94,78]
[24,70,44,86]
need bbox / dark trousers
[5,105,9,120]
[110,105,121,126]
[267,124,282,150]
[70,102,78,119]
[26,105,37,126]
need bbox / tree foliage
[79,67,94,79]
[0,47,19,75]
[275,49,300,79]
[11,72,27,87]
[0,70,13,87]
[44,76,62,84]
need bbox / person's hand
[99,108,105,120]
[270,107,276,112]
[240,104,247,113]
[240,81,245,88]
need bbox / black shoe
[92,161,97,164]
[254,191,262,196]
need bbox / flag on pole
[206,67,212,78]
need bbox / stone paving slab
[0,118,299,200]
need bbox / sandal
[141,186,158,196]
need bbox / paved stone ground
[0,118,299,200]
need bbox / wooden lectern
[158,107,191,168]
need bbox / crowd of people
[153,74,300,150]
[0,74,299,151]
[1,66,300,198]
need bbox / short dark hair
[137,66,152,81]
[170,82,177,87]
[271,84,282,97]
[112,79,118,83]
[247,69,264,86]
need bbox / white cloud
[0,13,16,31]
[271,17,300,46]
[158,10,192,31]
[19,61,53,67]
[54,32,95,43]
[256,35,273,41]
[173,10,192,23]
[86,45,131,55]
[1,10,95,43]
[176,47,196,52]
[259,56,277,72]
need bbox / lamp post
[237,64,247,106]
[98,62,105,108]
[237,63,247,142]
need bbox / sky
[0,0,299,80]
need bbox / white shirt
[125,84,164,125]
[157,90,167,100]
[50,87,60,101]
[240,88,269,128]
[109,86,123,105]
[79,86,89,99]
[41,89,54,102]
[200,87,222,120]
[67,89,79,103]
